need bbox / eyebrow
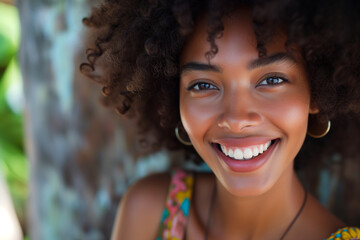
[247,52,297,70]
[180,52,296,75]
[180,62,222,75]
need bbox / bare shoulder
[111,172,171,240]
[296,193,345,240]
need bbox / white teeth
[243,148,252,159]
[219,140,273,160]
[228,149,234,158]
[221,145,227,155]
[259,144,264,154]
[264,142,269,151]
[234,149,243,159]
[253,147,259,157]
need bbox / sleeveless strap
[156,169,194,240]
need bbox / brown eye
[188,82,218,91]
[258,76,288,86]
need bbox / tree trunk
[17,0,171,239]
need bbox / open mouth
[215,139,278,161]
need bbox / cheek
[180,94,219,141]
[264,90,310,142]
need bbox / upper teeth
[220,140,272,160]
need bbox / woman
[81,0,360,239]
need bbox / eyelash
[187,75,289,91]
[187,82,218,91]
[257,76,289,86]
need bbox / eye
[257,76,288,86]
[187,82,218,91]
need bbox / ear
[309,102,319,114]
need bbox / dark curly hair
[80,0,360,166]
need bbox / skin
[111,8,344,240]
[179,10,313,197]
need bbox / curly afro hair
[80,0,360,166]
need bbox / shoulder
[295,193,347,240]
[111,172,171,240]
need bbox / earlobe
[309,108,319,114]
[309,103,319,114]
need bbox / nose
[217,89,263,132]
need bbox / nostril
[218,120,231,129]
[217,112,263,133]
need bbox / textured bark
[17,0,170,239]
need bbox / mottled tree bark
[17,0,170,239]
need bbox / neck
[209,166,305,240]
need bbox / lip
[212,138,280,173]
[214,137,273,149]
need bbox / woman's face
[179,9,317,196]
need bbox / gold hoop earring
[307,116,331,138]
[175,125,192,146]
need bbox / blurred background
[0,0,359,240]
[0,0,27,239]
[3,0,174,239]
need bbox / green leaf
[0,111,24,149]
[0,34,15,68]
[0,3,26,230]
[2,58,23,114]
[0,3,20,48]
[0,3,20,68]
[0,57,23,114]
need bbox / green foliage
[0,2,19,68]
[0,34,15,68]
[0,2,28,231]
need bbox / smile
[213,139,279,173]
[219,140,272,160]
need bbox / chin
[218,172,277,198]
[208,139,296,198]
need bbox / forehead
[180,8,288,66]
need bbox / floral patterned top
[156,169,194,240]
[324,227,360,240]
[156,169,360,240]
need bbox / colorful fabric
[156,169,194,240]
[156,170,358,240]
[325,227,360,240]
